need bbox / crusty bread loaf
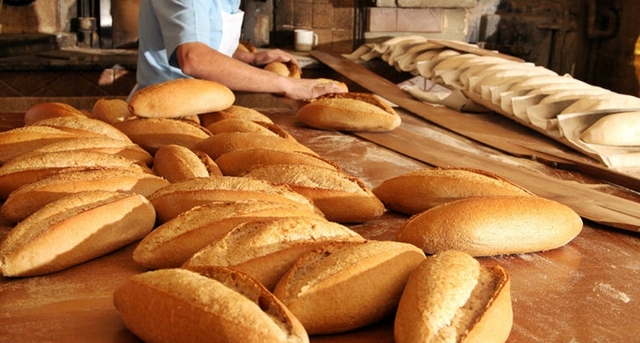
[398,195,583,256]
[238,40,257,53]
[92,98,131,124]
[1,168,169,223]
[580,111,640,146]
[148,175,321,223]
[112,117,212,154]
[199,105,274,127]
[0,150,153,199]
[296,92,401,132]
[152,144,222,182]
[183,216,365,290]
[372,167,533,215]
[241,163,385,223]
[17,136,153,166]
[23,102,87,126]
[264,61,301,79]
[128,78,235,118]
[133,200,325,269]
[0,126,81,164]
[0,190,156,277]
[195,132,316,160]
[214,148,339,176]
[113,267,309,343]
[206,118,281,135]
[30,116,133,143]
[273,240,426,335]
[394,250,512,343]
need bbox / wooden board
[310,50,640,232]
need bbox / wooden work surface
[1,102,640,342]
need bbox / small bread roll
[23,102,87,126]
[183,216,365,290]
[394,250,512,343]
[152,144,222,182]
[398,196,583,256]
[580,111,640,146]
[128,78,235,118]
[296,92,401,132]
[147,175,320,223]
[0,190,156,277]
[273,240,426,335]
[133,200,325,269]
[372,167,533,215]
[1,168,168,223]
[113,267,309,343]
[264,61,301,79]
[112,117,212,154]
[241,163,386,223]
[92,98,131,124]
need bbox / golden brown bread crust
[0,126,81,164]
[241,163,385,223]
[215,148,340,176]
[148,175,321,223]
[112,117,212,154]
[394,250,512,343]
[23,102,88,126]
[0,190,156,277]
[182,216,365,290]
[195,132,316,160]
[296,92,401,132]
[92,98,131,124]
[1,168,169,223]
[273,240,426,335]
[0,150,153,199]
[398,195,583,256]
[113,267,310,343]
[199,105,274,127]
[133,200,326,269]
[372,167,534,215]
[264,61,302,79]
[29,116,133,143]
[128,78,235,118]
[152,144,220,182]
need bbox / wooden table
[2,54,640,341]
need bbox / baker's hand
[283,78,348,100]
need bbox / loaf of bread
[296,92,401,132]
[112,117,212,154]
[133,200,325,269]
[0,126,80,164]
[580,111,640,146]
[398,195,583,256]
[273,240,426,335]
[264,61,301,79]
[147,175,321,223]
[152,144,222,182]
[0,190,156,277]
[128,78,235,118]
[92,98,131,124]
[241,163,385,223]
[113,267,309,343]
[17,136,153,166]
[214,148,339,176]
[183,216,365,290]
[372,167,533,215]
[0,150,153,199]
[199,105,274,127]
[23,101,87,126]
[195,132,316,160]
[206,118,282,135]
[30,116,133,143]
[1,168,169,223]
[394,250,512,343]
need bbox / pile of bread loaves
[348,37,640,147]
[0,78,582,342]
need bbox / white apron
[217,3,244,57]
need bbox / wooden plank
[310,50,640,193]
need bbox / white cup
[294,29,318,52]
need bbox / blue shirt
[136,0,241,89]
